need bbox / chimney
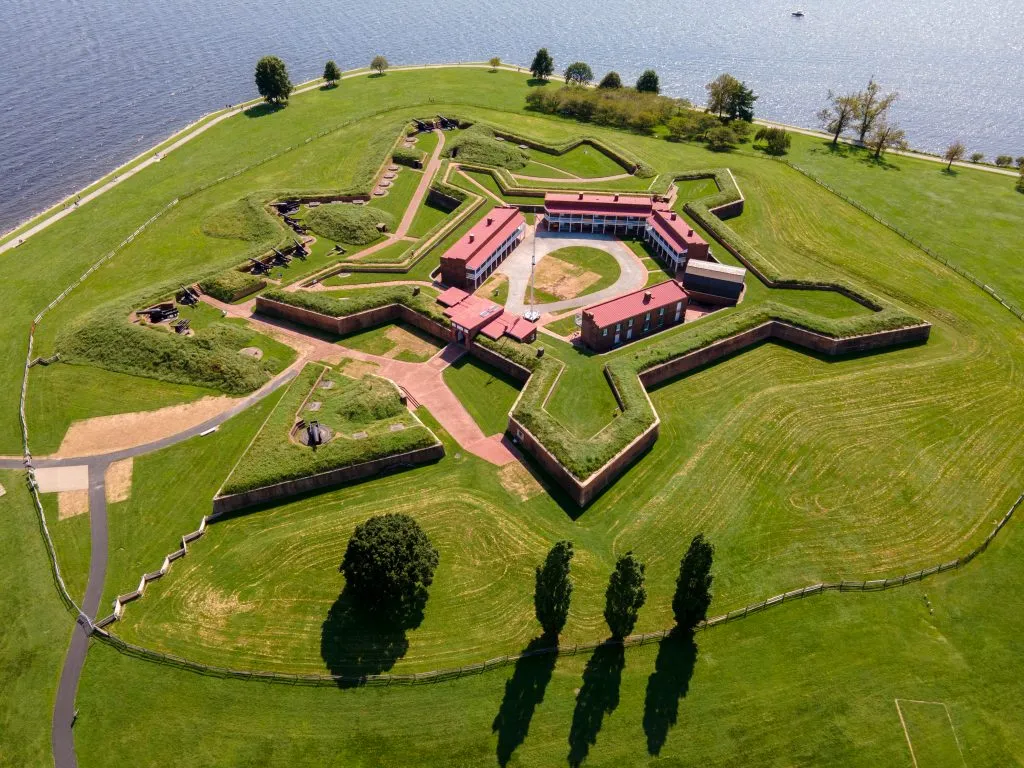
[687,229,694,237]
[578,192,584,200]
[670,212,677,221]
[469,233,475,243]
[643,291,653,303]
[486,217,493,226]
[613,194,619,201]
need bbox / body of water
[2,0,1021,234]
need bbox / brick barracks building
[580,280,689,352]
[440,206,526,291]
[542,193,710,275]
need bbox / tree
[489,56,501,71]
[564,62,594,87]
[323,60,341,87]
[1017,170,1024,194]
[1017,157,1024,170]
[705,73,740,118]
[534,541,574,636]
[340,514,439,623]
[943,141,966,170]
[530,48,554,81]
[970,152,985,164]
[755,126,791,155]
[855,78,898,143]
[598,71,622,89]
[866,119,907,159]
[254,56,293,105]
[706,124,738,151]
[370,55,389,75]
[667,112,719,142]
[728,81,758,122]
[994,155,1013,168]
[636,70,660,94]
[672,534,715,630]
[604,552,646,639]
[817,90,860,145]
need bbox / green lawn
[26,363,217,456]
[371,168,423,221]
[0,472,73,768]
[442,355,522,436]
[407,199,451,238]
[526,144,630,178]
[337,321,444,362]
[543,314,581,337]
[477,274,510,305]
[40,493,90,605]
[5,66,1024,768]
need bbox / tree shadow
[941,167,959,177]
[368,72,387,79]
[492,634,559,766]
[567,642,625,767]
[860,154,900,171]
[526,78,550,88]
[319,586,424,688]
[642,629,698,756]
[243,102,284,119]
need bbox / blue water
[2,0,1021,233]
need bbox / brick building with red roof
[440,206,526,291]
[437,287,537,345]
[580,280,689,352]
[644,207,709,273]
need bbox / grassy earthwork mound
[305,204,396,245]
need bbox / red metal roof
[443,294,504,332]
[441,206,525,271]
[649,207,707,253]
[583,280,688,328]
[507,317,538,342]
[544,192,653,218]
[436,286,469,307]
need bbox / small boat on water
[792,10,805,16]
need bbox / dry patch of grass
[534,255,601,300]
[105,458,134,504]
[58,490,89,519]
[497,461,544,502]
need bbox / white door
[626,329,632,340]
[674,308,681,322]
[614,332,620,344]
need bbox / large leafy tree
[705,73,740,117]
[531,48,554,81]
[340,514,439,623]
[817,90,860,145]
[854,78,898,144]
[371,55,389,75]
[672,534,715,630]
[604,552,646,639]
[635,69,660,94]
[867,119,907,159]
[323,60,341,87]
[534,540,574,636]
[728,81,757,122]
[598,71,622,89]
[254,55,293,105]
[564,62,594,87]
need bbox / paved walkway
[500,228,649,316]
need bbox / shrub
[525,87,688,133]
[598,71,622,89]
[443,124,529,169]
[995,155,1013,167]
[202,196,280,242]
[306,204,395,244]
[341,513,439,623]
[635,69,660,94]
[666,111,721,142]
[564,62,594,86]
[370,55,389,74]
[199,268,266,302]
[706,124,739,151]
[754,126,792,155]
[970,152,985,164]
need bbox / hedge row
[262,286,448,325]
[199,268,266,303]
[221,364,438,495]
[454,117,655,178]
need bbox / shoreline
[2,60,1017,252]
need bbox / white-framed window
[615,323,621,332]
[645,312,651,321]
[602,328,608,336]
[659,307,665,316]
[628,318,633,327]
[676,301,682,310]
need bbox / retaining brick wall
[211,443,445,515]
[639,320,931,388]
[255,297,452,342]
[468,343,532,383]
